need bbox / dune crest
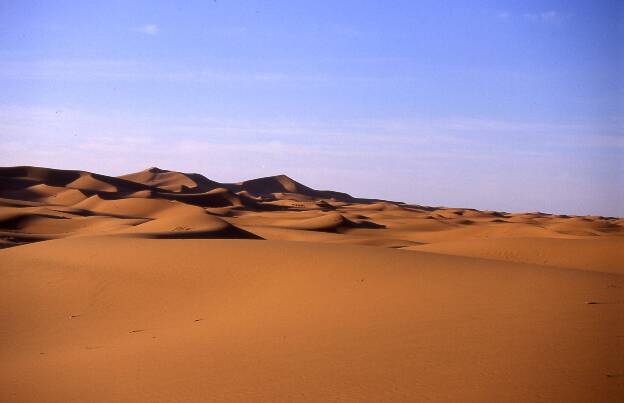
[0,165,621,274]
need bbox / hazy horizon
[1,0,622,216]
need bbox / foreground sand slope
[409,237,624,275]
[1,237,622,402]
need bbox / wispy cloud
[212,26,247,36]
[1,104,621,215]
[523,11,569,24]
[0,59,368,85]
[495,11,511,20]
[135,24,159,35]
[494,10,570,24]
[2,105,621,162]
[330,24,365,38]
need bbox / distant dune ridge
[1,165,623,402]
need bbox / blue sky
[0,0,622,215]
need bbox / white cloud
[135,24,159,35]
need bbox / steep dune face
[122,212,261,239]
[226,174,357,202]
[72,195,205,219]
[65,174,119,192]
[228,174,313,195]
[0,166,83,187]
[1,238,622,402]
[156,188,249,208]
[0,212,138,235]
[118,169,360,203]
[119,167,220,193]
[273,211,349,231]
[46,188,89,205]
[0,166,150,200]
[0,210,69,232]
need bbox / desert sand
[1,166,622,402]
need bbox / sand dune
[122,212,261,239]
[0,166,148,195]
[46,188,89,205]
[0,165,622,401]
[271,211,350,231]
[410,237,624,274]
[72,195,203,219]
[1,165,621,261]
[1,237,622,402]
[119,168,371,203]
[119,167,220,193]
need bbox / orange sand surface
[1,166,622,402]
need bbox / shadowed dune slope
[0,166,150,197]
[71,195,204,219]
[119,167,221,193]
[121,212,261,239]
[118,168,364,203]
[271,211,349,231]
[1,165,622,257]
[0,237,622,403]
[224,174,357,201]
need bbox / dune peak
[145,167,169,173]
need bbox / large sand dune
[0,165,622,402]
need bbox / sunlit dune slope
[1,237,622,402]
